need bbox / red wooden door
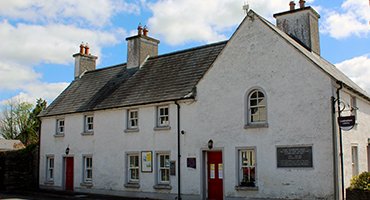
[65,157,74,191]
[207,151,223,200]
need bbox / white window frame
[83,155,93,183]
[46,155,54,182]
[84,115,94,132]
[245,88,268,128]
[127,154,140,183]
[157,106,169,127]
[56,119,65,135]
[127,109,139,129]
[351,145,359,177]
[238,148,257,187]
[157,153,170,184]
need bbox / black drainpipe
[175,101,181,200]
[336,81,344,199]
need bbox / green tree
[0,98,47,145]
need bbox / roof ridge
[149,40,228,60]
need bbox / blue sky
[0,0,369,106]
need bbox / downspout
[331,96,338,199]
[37,120,41,190]
[336,81,344,199]
[175,101,182,200]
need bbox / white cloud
[0,20,120,65]
[322,0,370,39]
[0,0,140,27]
[336,54,370,93]
[147,0,303,45]
[0,82,69,106]
[0,61,40,90]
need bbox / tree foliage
[0,98,47,145]
[349,171,370,191]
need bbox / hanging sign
[338,115,355,131]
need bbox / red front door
[207,151,223,200]
[65,157,74,191]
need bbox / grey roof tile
[40,41,226,117]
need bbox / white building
[39,3,370,200]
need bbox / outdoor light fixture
[368,138,370,144]
[208,139,213,149]
[65,145,70,155]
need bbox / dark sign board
[187,157,196,169]
[338,116,355,131]
[277,146,313,168]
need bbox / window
[56,119,65,135]
[83,156,93,183]
[239,149,256,187]
[84,115,94,132]
[246,89,267,127]
[127,110,138,129]
[351,146,359,177]
[46,156,54,182]
[158,154,170,184]
[128,154,139,183]
[157,106,169,127]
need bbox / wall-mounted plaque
[187,157,196,169]
[141,151,152,172]
[170,161,176,176]
[277,146,313,168]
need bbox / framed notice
[141,151,152,172]
[277,146,313,168]
[170,161,176,176]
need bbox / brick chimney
[125,24,160,69]
[73,43,98,79]
[273,1,320,55]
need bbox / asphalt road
[0,190,156,200]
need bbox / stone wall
[0,144,38,191]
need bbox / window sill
[124,183,140,188]
[80,182,93,188]
[235,185,258,191]
[54,133,64,137]
[153,184,172,190]
[81,131,94,136]
[244,123,268,129]
[44,180,54,185]
[124,128,139,133]
[153,126,171,131]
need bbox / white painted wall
[40,12,370,200]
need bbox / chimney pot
[143,26,148,36]
[79,43,85,54]
[138,24,143,36]
[289,1,296,11]
[85,43,90,55]
[299,0,305,8]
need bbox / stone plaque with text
[277,146,313,168]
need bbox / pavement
[0,189,157,200]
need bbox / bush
[349,171,370,191]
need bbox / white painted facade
[40,10,370,200]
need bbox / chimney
[273,1,321,55]
[125,24,160,69]
[73,42,98,79]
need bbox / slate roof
[40,41,226,117]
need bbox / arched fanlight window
[248,89,267,124]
